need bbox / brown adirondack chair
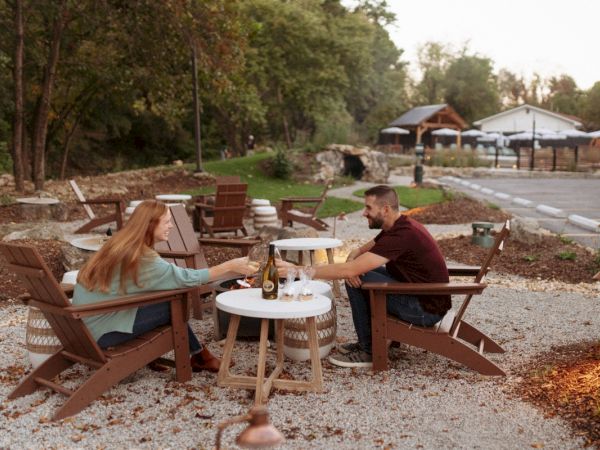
[363,220,511,376]
[195,183,248,237]
[155,204,259,319]
[279,183,331,231]
[69,179,124,234]
[0,242,193,421]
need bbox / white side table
[216,288,331,405]
[271,237,343,296]
[155,194,192,203]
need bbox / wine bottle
[261,244,278,300]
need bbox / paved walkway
[440,176,600,249]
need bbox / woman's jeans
[97,302,202,355]
[346,266,443,354]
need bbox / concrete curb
[494,192,511,200]
[536,204,566,218]
[512,197,534,207]
[567,214,600,233]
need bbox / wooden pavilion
[387,104,467,147]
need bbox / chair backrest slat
[0,243,106,362]
[213,184,248,229]
[69,179,95,219]
[449,220,510,336]
[156,205,208,269]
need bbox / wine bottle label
[263,280,275,292]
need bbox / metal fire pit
[213,278,274,340]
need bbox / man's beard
[368,216,384,229]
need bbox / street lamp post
[414,143,424,185]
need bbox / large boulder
[315,144,389,183]
[2,223,66,242]
[510,217,551,245]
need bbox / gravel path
[1,173,598,448]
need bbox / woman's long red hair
[77,200,168,293]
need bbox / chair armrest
[447,265,480,276]
[199,238,260,248]
[195,202,214,210]
[157,249,198,259]
[29,287,194,319]
[361,281,486,296]
[280,197,322,203]
[80,199,123,205]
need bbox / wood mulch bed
[514,341,600,448]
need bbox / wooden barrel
[283,281,336,361]
[26,307,61,368]
[253,205,278,228]
[250,198,270,218]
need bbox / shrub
[556,251,576,261]
[271,147,292,179]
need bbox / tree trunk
[277,86,292,149]
[31,1,68,190]
[11,0,25,192]
[59,116,80,180]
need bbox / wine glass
[247,244,267,278]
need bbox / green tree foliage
[443,53,500,124]
[414,42,451,105]
[544,74,583,117]
[582,82,600,129]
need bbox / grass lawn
[352,185,450,209]
[183,153,363,218]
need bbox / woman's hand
[228,257,256,276]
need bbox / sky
[355,0,599,90]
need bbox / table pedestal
[217,314,323,405]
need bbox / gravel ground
[1,175,599,449]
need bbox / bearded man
[291,185,450,368]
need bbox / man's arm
[346,239,376,262]
[312,251,388,282]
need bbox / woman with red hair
[74,200,254,372]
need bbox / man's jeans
[97,302,202,355]
[345,267,443,354]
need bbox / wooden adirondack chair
[195,183,248,237]
[363,220,511,376]
[69,179,125,234]
[279,183,331,231]
[0,242,193,421]
[155,205,259,319]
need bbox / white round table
[271,237,343,296]
[155,194,192,202]
[16,197,60,205]
[70,236,110,252]
[216,288,330,405]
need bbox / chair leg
[455,320,504,353]
[52,355,150,421]
[74,216,115,234]
[371,295,389,372]
[9,352,74,399]
[435,336,506,376]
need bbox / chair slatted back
[213,183,248,229]
[69,180,95,220]
[0,243,106,362]
[156,205,208,269]
[310,183,331,218]
[449,220,510,336]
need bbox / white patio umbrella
[559,129,590,138]
[507,131,542,141]
[534,128,557,135]
[380,126,410,135]
[477,132,502,143]
[431,128,459,136]
[588,130,600,138]
[461,129,486,137]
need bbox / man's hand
[344,249,361,287]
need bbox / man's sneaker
[338,341,362,355]
[329,349,372,368]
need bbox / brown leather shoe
[147,359,172,373]
[190,347,222,373]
